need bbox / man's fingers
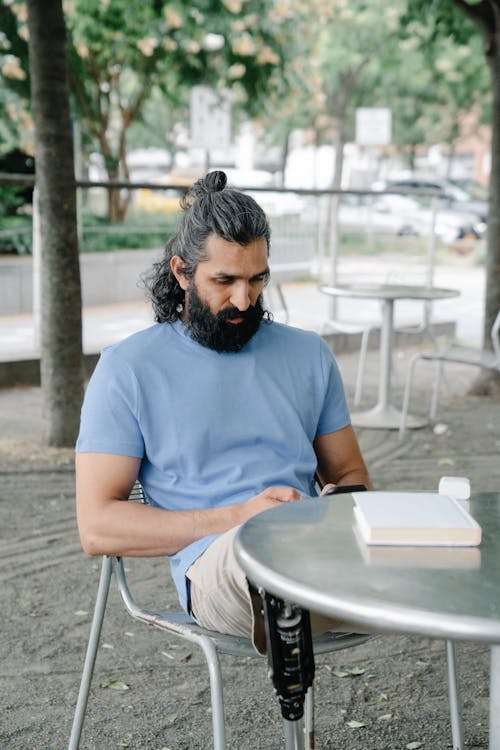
[320,483,336,496]
[265,486,301,502]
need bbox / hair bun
[181,170,228,210]
[204,170,227,193]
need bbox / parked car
[372,176,488,229]
[337,193,482,244]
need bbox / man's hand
[238,486,301,523]
[320,483,336,495]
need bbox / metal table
[235,491,500,749]
[319,283,459,429]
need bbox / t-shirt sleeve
[75,347,145,457]
[315,338,351,436]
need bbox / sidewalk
[0,255,486,384]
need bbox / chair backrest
[129,481,146,504]
[491,310,500,364]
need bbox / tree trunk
[484,42,500,350]
[27,0,85,446]
[278,130,291,187]
[107,184,130,223]
[471,24,500,396]
[323,77,350,284]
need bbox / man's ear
[170,255,190,291]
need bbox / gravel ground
[1,346,499,750]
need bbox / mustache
[217,306,259,322]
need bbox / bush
[80,211,179,253]
[0,215,32,255]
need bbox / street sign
[355,107,392,146]
[190,86,231,151]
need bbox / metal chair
[399,310,500,437]
[318,285,375,407]
[68,484,371,750]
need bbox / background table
[235,491,500,748]
[319,283,459,429]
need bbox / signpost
[355,107,392,146]
[190,86,231,168]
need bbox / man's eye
[254,274,270,285]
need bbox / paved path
[0,256,486,363]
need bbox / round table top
[235,492,500,644]
[318,282,460,302]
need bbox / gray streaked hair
[144,170,271,322]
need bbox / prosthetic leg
[262,592,315,750]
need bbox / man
[76,170,371,652]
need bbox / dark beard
[185,284,265,352]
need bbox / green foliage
[0,214,32,254]
[0,2,30,98]
[1,0,294,220]
[79,210,179,253]
[64,0,291,155]
[402,0,479,45]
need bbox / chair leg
[399,353,421,439]
[353,328,370,407]
[446,640,464,750]
[283,716,305,750]
[430,360,444,422]
[304,685,315,749]
[197,637,228,750]
[68,556,113,750]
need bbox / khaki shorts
[186,526,352,655]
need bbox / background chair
[400,310,500,437]
[68,483,370,750]
[318,284,375,407]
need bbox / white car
[373,177,488,227]
[338,194,482,243]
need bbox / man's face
[171,233,270,352]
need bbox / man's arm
[76,452,301,558]
[313,425,373,491]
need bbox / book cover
[352,491,482,547]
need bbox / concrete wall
[0,243,316,315]
[0,256,33,314]
[0,249,163,315]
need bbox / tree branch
[451,0,497,38]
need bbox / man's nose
[230,281,251,311]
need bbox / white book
[352,491,482,547]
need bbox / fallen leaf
[406,742,423,749]
[348,666,366,675]
[346,720,366,729]
[333,666,366,678]
[99,680,130,691]
[433,423,448,435]
[378,713,392,721]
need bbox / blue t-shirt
[76,319,351,610]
